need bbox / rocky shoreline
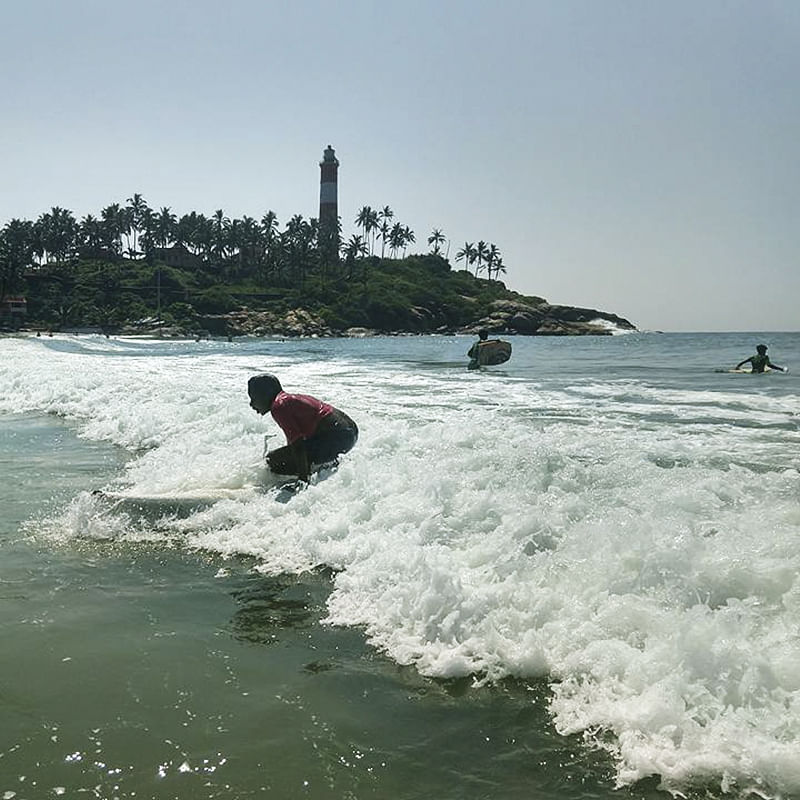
[114,299,636,339]
[6,299,636,339]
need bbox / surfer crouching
[735,344,786,374]
[248,374,358,482]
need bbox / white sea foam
[589,317,636,334]
[2,334,800,797]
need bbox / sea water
[0,331,798,799]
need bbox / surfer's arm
[282,410,310,480]
[734,357,752,369]
[768,361,786,372]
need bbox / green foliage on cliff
[1,195,526,332]
[15,252,544,333]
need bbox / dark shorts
[304,411,358,466]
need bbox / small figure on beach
[248,373,358,482]
[735,344,786,373]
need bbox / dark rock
[197,308,334,338]
[163,297,638,340]
[408,306,437,331]
[508,311,545,333]
[538,304,635,330]
[465,299,635,336]
[535,320,612,336]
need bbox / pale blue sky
[2,0,798,331]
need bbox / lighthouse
[319,144,339,225]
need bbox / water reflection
[227,570,330,645]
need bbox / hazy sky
[2,0,798,331]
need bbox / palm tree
[342,234,368,280]
[38,207,78,267]
[455,242,476,273]
[317,214,341,285]
[343,234,368,260]
[236,215,261,278]
[100,203,125,259]
[282,214,314,286]
[126,193,149,258]
[118,206,134,257]
[401,226,415,257]
[260,211,280,282]
[475,240,488,277]
[378,220,390,259]
[263,234,282,285]
[77,214,110,260]
[34,209,54,265]
[356,206,373,247]
[0,219,35,302]
[485,243,500,280]
[226,218,243,278]
[378,206,393,258]
[154,207,177,249]
[175,213,193,251]
[140,207,156,262]
[427,228,445,256]
[176,211,206,256]
[30,218,46,266]
[261,210,279,244]
[355,206,379,254]
[387,222,404,258]
[195,215,215,263]
[210,209,231,264]
[364,209,379,254]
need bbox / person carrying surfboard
[735,344,786,373]
[248,373,358,482]
[467,329,490,368]
[467,329,512,369]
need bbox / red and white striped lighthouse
[319,144,339,225]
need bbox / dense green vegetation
[1,196,530,333]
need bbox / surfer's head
[478,329,488,340]
[248,373,282,414]
[756,344,768,354]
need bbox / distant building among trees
[152,245,201,269]
[0,295,27,329]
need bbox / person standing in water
[247,373,358,482]
[467,329,489,369]
[467,328,512,370]
[735,344,786,373]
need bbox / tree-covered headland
[0,196,633,336]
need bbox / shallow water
[1,331,798,798]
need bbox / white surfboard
[722,365,787,374]
[92,487,254,516]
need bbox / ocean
[1,330,798,799]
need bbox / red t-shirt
[270,391,334,444]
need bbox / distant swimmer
[248,373,358,482]
[734,344,786,373]
[467,329,512,370]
